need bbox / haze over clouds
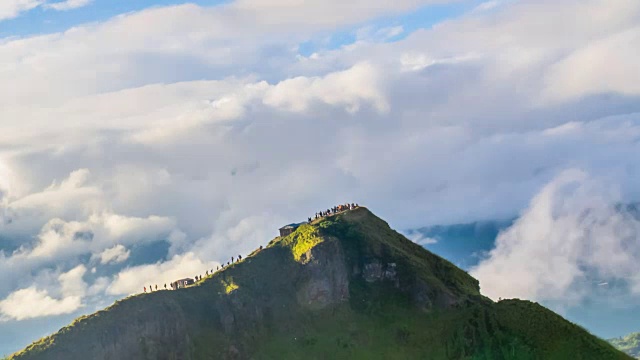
[0,0,639,352]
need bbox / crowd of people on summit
[143,203,359,294]
[308,203,358,222]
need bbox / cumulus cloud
[0,168,180,261]
[0,265,87,321]
[263,62,389,114]
[0,287,82,321]
[95,245,130,265]
[59,265,88,298]
[471,170,640,306]
[125,63,388,144]
[2,168,103,238]
[18,212,178,262]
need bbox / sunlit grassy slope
[8,208,631,360]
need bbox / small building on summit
[171,278,194,290]
[279,223,301,237]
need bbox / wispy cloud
[44,0,92,11]
[0,0,91,22]
[403,231,438,245]
[0,0,43,21]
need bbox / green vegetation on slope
[8,207,632,360]
[250,288,628,359]
[493,300,628,360]
[610,332,640,359]
[278,223,324,262]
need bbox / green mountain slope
[610,332,640,358]
[8,208,630,360]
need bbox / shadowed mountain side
[7,208,631,360]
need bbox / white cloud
[0,265,87,321]
[3,168,103,238]
[0,0,90,21]
[472,1,502,13]
[19,212,177,261]
[263,62,389,114]
[59,265,88,298]
[542,27,640,103]
[403,231,438,245]
[96,245,130,265]
[44,0,91,11]
[0,168,179,263]
[0,287,82,321]
[471,170,640,306]
[230,0,448,28]
[0,0,42,21]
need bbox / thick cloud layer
[0,0,639,350]
[471,170,640,306]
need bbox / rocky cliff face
[9,208,631,360]
[295,238,349,310]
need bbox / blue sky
[0,0,477,47]
[1,0,640,356]
[296,3,471,56]
[0,1,226,37]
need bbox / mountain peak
[8,207,631,360]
